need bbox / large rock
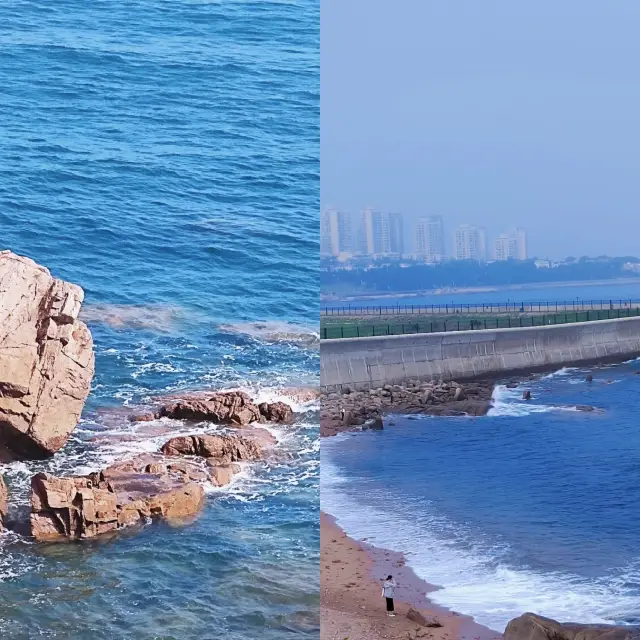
[29,454,205,542]
[0,251,94,458]
[504,613,639,640]
[160,433,262,463]
[158,391,292,426]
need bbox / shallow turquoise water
[0,1,319,637]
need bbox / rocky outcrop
[158,391,293,426]
[0,475,7,530]
[321,379,494,437]
[504,613,638,640]
[29,454,206,542]
[0,251,94,458]
[160,433,262,463]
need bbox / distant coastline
[321,277,640,303]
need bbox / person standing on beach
[381,575,397,616]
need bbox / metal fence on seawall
[321,299,640,316]
[321,307,640,340]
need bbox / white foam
[488,385,582,417]
[217,320,320,348]
[541,367,578,380]
[321,450,640,631]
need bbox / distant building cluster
[321,207,404,258]
[321,208,528,262]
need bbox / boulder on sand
[504,613,636,640]
[158,391,292,425]
[29,454,206,542]
[0,251,94,459]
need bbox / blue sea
[0,1,319,638]
[322,362,640,632]
[323,281,640,309]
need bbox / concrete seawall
[320,316,640,391]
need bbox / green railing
[321,307,640,339]
[321,299,640,316]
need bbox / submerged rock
[158,391,292,425]
[207,462,242,487]
[0,251,94,459]
[504,613,636,640]
[29,454,206,542]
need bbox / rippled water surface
[322,364,640,631]
[0,1,319,638]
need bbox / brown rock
[207,462,242,486]
[29,454,206,542]
[0,474,7,529]
[129,412,157,423]
[407,607,442,628]
[158,391,293,426]
[0,252,94,459]
[503,613,635,640]
[160,433,262,463]
[258,401,293,423]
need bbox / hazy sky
[321,1,640,259]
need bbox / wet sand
[321,511,502,640]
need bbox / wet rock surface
[29,430,269,542]
[0,474,7,530]
[320,379,494,437]
[29,454,206,542]
[160,433,263,462]
[156,391,294,425]
[504,613,640,640]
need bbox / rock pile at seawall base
[0,251,94,459]
[321,379,494,436]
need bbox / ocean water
[323,281,640,308]
[322,362,640,632]
[0,1,319,638]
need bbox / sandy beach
[321,511,502,640]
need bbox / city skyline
[322,2,640,259]
[321,207,528,262]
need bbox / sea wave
[217,321,320,348]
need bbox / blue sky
[321,1,640,259]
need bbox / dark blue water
[324,281,640,308]
[0,1,319,638]
[322,363,640,631]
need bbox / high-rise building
[386,212,404,255]
[320,207,354,257]
[320,208,335,257]
[515,228,527,260]
[320,207,356,256]
[454,225,485,261]
[414,216,445,262]
[360,208,404,256]
[493,229,527,261]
